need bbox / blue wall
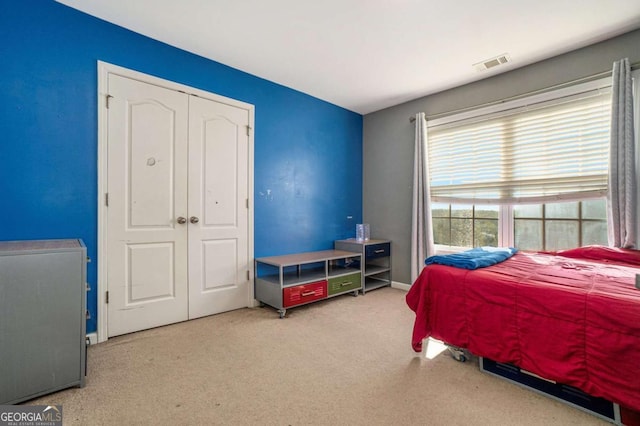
[0,1,363,333]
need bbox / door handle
[177,217,187,224]
[190,216,199,224]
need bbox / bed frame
[406,246,640,423]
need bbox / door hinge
[105,291,109,304]
[246,125,252,136]
[246,198,249,209]
[105,193,109,206]
[106,94,113,109]
[247,270,250,281]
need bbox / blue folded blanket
[425,246,518,270]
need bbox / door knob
[177,217,187,224]
[190,216,199,224]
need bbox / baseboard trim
[391,281,411,292]
[86,332,98,346]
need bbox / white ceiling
[57,0,640,114]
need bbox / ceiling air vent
[473,53,511,72]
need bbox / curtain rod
[409,61,640,123]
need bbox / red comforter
[406,246,640,411]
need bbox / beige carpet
[29,287,607,425]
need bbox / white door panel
[201,239,237,291]
[127,242,176,302]
[128,100,176,228]
[107,74,189,337]
[202,116,238,226]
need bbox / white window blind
[427,84,612,204]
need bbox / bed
[405,245,640,413]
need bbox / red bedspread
[406,246,640,411]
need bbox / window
[427,78,612,252]
[514,200,608,250]
[432,203,498,248]
[433,200,608,252]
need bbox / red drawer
[283,281,327,308]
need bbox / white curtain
[607,58,637,248]
[411,113,435,283]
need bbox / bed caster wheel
[448,346,467,362]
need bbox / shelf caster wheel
[278,309,286,319]
[352,290,358,297]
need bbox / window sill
[434,244,470,255]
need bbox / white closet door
[103,68,252,338]
[106,74,189,337]
[187,95,250,319]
